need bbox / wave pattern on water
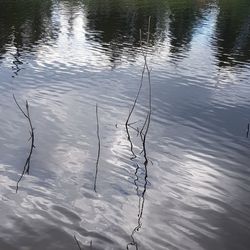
[0,0,250,249]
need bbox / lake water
[0,0,250,249]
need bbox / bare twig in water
[125,29,148,159]
[125,43,146,158]
[125,16,152,159]
[125,58,146,128]
[13,94,35,193]
[74,235,82,250]
[94,104,101,192]
[127,101,150,250]
[247,123,249,138]
[127,16,152,250]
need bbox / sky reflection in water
[0,0,250,249]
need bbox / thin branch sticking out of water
[74,235,82,250]
[125,52,145,159]
[128,58,152,250]
[13,94,35,193]
[247,123,249,138]
[94,104,101,192]
[125,28,150,159]
[125,61,146,128]
[126,16,152,250]
[125,16,151,158]
[132,63,152,240]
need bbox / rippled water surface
[0,0,250,249]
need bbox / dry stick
[136,61,152,223]
[139,113,149,155]
[125,17,151,158]
[125,30,147,159]
[139,62,152,154]
[142,60,152,160]
[128,61,152,250]
[125,61,146,126]
[141,16,153,155]
[138,16,152,176]
[139,54,152,219]
[137,22,153,233]
[74,235,82,250]
[128,57,152,250]
[94,104,101,192]
[13,94,35,193]
[125,29,146,127]
[125,60,146,158]
[127,17,152,250]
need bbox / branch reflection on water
[11,49,23,77]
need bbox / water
[0,0,250,249]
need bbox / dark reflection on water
[0,0,57,52]
[0,0,250,250]
[83,0,169,65]
[0,0,58,76]
[1,0,249,68]
[215,0,250,68]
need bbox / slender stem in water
[94,104,101,192]
[13,94,35,193]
